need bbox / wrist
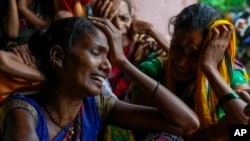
[219,92,240,107]
[200,62,217,74]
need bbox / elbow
[177,111,200,135]
[162,117,200,136]
[181,117,200,135]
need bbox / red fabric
[62,0,74,14]
[108,43,135,98]
[62,0,92,14]
[81,0,92,3]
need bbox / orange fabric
[164,20,237,130]
[54,0,90,17]
[194,20,236,129]
[0,73,43,102]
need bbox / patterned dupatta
[165,20,238,130]
[108,43,135,99]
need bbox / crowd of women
[0,0,250,141]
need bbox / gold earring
[50,58,55,66]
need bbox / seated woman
[132,3,250,141]
[0,17,199,140]
[93,0,169,140]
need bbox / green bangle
[219,93,240,106]
[150,81,160,100]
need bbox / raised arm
[129,20,170,53]
[89,16,199,135]
[2,0,19,39]
[17,0,48,29]
[190,24,250,141]
[200,25,249,124]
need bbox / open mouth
[176,66,186,73]
[174,62,188,73]
[91,75,105,83]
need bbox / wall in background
[131,0,197,38]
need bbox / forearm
[17,5,48,29]
[3,0,19,38]
[148,27,170,53]
[202,64,248,124]
[119,59,199,134]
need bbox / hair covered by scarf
[165,20,243,130]
[195,20,237,129]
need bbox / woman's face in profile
[62,28,111,96]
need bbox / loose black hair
[168,3,224,37]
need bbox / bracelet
[219,93,240,106]
[6,42,19,50]
[150,81,160,100]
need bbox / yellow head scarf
[165,20,238,129]
[195,20,236,129]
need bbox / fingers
[93,0,115,20]
[88,16,120,33]
[99,0,110,16]
[211,27,220,40]
[209,24,234,55]
[220,25,229,39]
[108,8,118,21]
[235,89,250,103]
[211,24,234,40]
[102,1,113,18]
[10,44,34,65]
[200,23,235,67]
[93,0,102,15]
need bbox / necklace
[43,104,64,129]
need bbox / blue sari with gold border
[0,94,102,141]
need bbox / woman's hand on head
[88,16,126,67]
[199,24,234,69]
[93,0,120,21]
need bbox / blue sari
[0,94,102,141]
